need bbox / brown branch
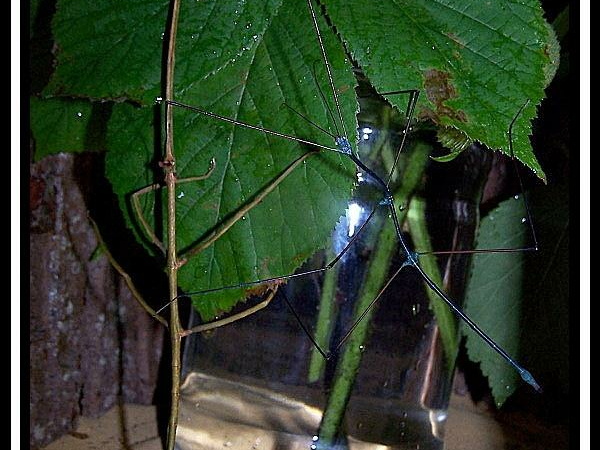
[164,0,183,448]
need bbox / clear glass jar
[176,86,490,450]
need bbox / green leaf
[30,96,102,161]
[56,0,556,321]
[323,0,559,180]
[105,0,357,319]
[44,0,170,104]
[463,184,569,406]
[462,195,531,406]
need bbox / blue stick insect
[159,0,541,383]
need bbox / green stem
[308,252,340,383]
[317,209,398,446]
[407,196,459,368]
[316,141,431,446]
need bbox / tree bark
[30,153,165,448]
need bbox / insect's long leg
[165,100,342,154]
[181,288,277,337]
[280,289,330,360]
[180,150,318,262]
[305,0,349,140]
[283,102,336,139]
[89,216,168,328]
[131,158,216,255]
[332,263,406,353]
[412,262,542,392]
[508,100,539,251]
[163,205,381,311]
[418,99,539,256]
[379,89,421,188]
[310,62,341,138]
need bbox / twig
[163,0,183,448]
[88,215,168,328]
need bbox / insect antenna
[305,0,349,140]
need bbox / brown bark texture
[30,153,165,449]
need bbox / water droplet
[521,217,527,223]
[402,412,408,419]
[160,32,165,40]
[76,111,82,118]
[514,194,520,200]
[432,45,436,50]
[359,345,365,352]
[155,96,163,103]
[310,446,317,450]
[177,191,185,199]
[312,436,319,442]
[242,216,247,220]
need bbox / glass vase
[175,87,491,450]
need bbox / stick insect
[109,0,556,447]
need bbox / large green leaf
[44,0,170,103]
[463,195,529,405]
[43,0,558,321]
[324,0,557,179]
[43,0,557,172]
[30,96,102,160]
[464,184,569,405]
[105,0,358,319]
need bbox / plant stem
[308,251,340,383]
[317,141,431,446]
[317,205,399,446]
[407,196,459,366]
[164,0,182,449]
